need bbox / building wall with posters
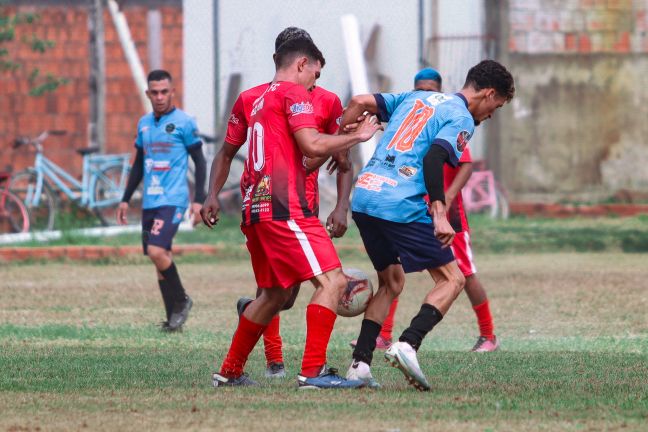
[0,0,183,177]
[492,0,648,200]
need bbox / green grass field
[1,246,647,431]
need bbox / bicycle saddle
[76,147,100,156]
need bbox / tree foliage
[0,0,68,96]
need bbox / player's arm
[338,94,380,133]
[293,114,381,158]
[188,144,207,204]
[445,161,473,207]
[423,145,455,247]
[200,142,241,228]
[117,146,144,225]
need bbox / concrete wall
[495,0,648,200]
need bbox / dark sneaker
[265,362,286,378]
[297,366,366,390]
[471,335,500,352]
[167,296,193,331]
[236,297,254,317]
[212,372,259,387]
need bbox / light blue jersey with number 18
[352,91,475,224]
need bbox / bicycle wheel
[0,189,30,233]
[10,169,57,231]
[93,164,143,226]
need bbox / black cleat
[236,297,254,317]
[212,372,260,387]
[167,296,193,331]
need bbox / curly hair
[274,27,313,52]
[463,60,515,101]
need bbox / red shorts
[450,231,477,277]
[241,218,341,289]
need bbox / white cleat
[346,360,381,389]
[384,341,430,391]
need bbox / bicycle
[0,172,30,234]
[462,160,510,219]
[197,133,247,215]
[10,130,142,231]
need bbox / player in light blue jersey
[342,60,515,391]
[117,69,207,332]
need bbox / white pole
[341,14,377,166]
[107,0,149,112]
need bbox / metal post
[89,0,106,152]
[147,9,162,70]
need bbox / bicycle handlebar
[11,130,68,150]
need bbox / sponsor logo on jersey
[147,175,164,195]
[152,160,170,171]
[456,130,471,152]
[426,93,453,106]
[229,113,240,125]
[145,158,154,173]
[253,175,272,202]
[290,101,314,116]
[140,126,149,133]
[165,123,175,133]
[242,185,253,206]
[355,172,398,192]
[398,165,418,178]
[382,154,396,169]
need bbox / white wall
[183,0,216,137]
[216,0,421,110]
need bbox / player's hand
[355,114,383,142]
[432,215,455,248]
[326,206,348,238]
[200,194,221,229]
[189,202,203,227]
[116,202,129,226]
[343,115,367,134]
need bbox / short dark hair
[274,37,326,69]
[463,60,515,101]
[147,69,172,83]
[274,27,312,52]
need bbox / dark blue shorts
[352,211,455,273]
[142,206,185,254]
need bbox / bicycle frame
[26,152,131,209]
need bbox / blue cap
[414,68,442,84]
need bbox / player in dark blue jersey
[118,69,206,332]
[342,60,514,390]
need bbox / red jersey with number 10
[239,81,318,226]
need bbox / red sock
[219,314,267,378]
[473,300,495,340]
[379,298,399,340]
[263,314,283,365]
[300,304,336,377]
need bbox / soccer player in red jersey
[223,28,352,379]
[349,68,499,353]
[201,36,381,388]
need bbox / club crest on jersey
[165,123,175,133]
[290,101,314,116]
[145,158,154,173]
[456,130,472,152]
[398,165,418,178]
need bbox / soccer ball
[337,268,374,317]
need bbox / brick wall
[508,0,646,54]
[0,3,183,178]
